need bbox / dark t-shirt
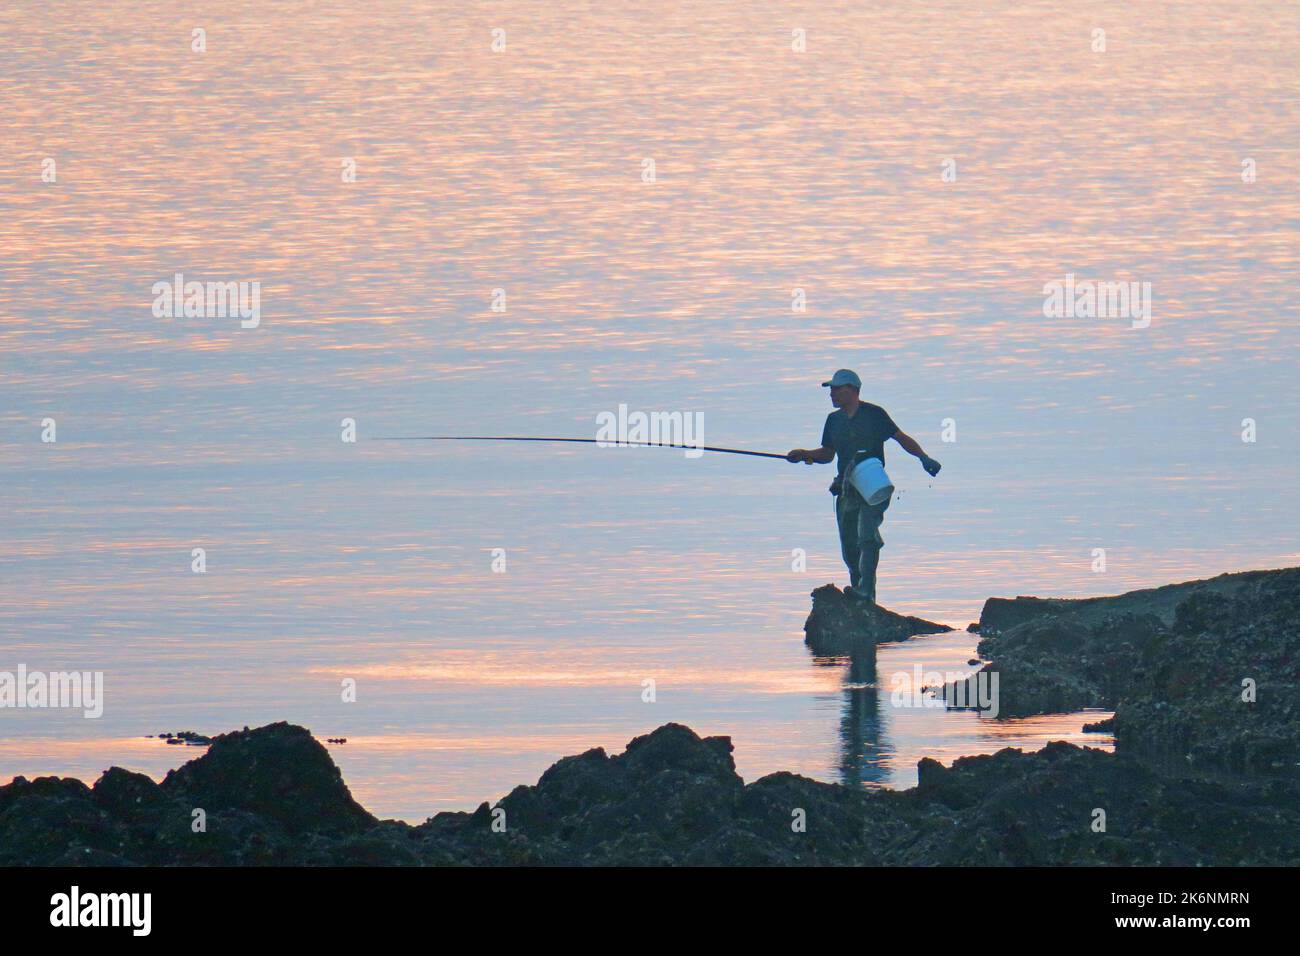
[821,403,899,479]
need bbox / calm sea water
[2,1,1296,820]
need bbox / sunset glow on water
[2,1,1296,821]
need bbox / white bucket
[847,456,894,506]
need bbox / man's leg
[854,497,890,604]
[836,489,863,591]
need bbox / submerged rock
[158,730,213,747]
[804,584,952,654]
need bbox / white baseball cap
[821,369,861,389]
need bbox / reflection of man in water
[839,651,888,789]
[787,369,941,604]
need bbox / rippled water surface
[1,1,1295,820]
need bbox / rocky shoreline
[943,566,1300,772]
[3,567,1297,866]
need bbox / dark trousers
[835,486,890,602]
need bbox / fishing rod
[370,435,788,460]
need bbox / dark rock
[976,567,1295,635]
[0,776,122,866]
[962,608,1167,716]
[485,723,745,863]
[1112,575,1300,772]
[92,767,166,818]
[804,584,952,654]
[3,716,1299,866]
[969,567,1300,772]
[160,722,375,835]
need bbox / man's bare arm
[893,430,942,476]
[893,430,928,458]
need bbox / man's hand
[786,449,814,464]
[920,455,942,477]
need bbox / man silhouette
[787,370,941,604]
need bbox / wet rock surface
[804,584,952,654]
